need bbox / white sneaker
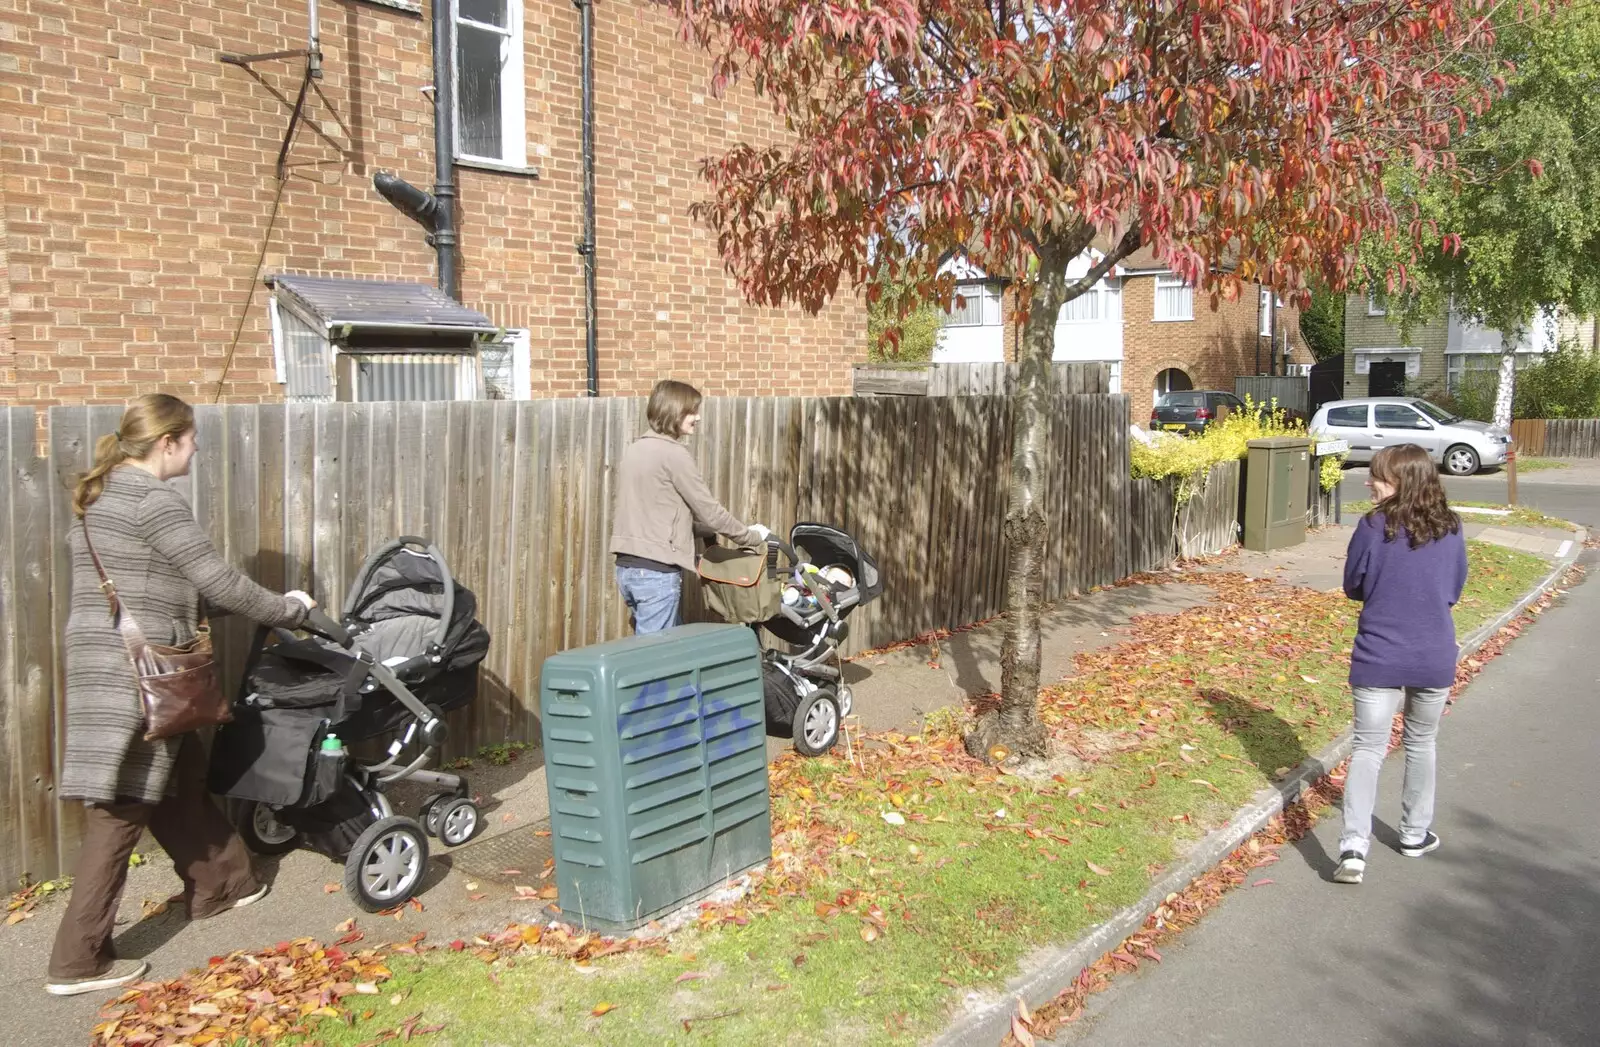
[45,958,150,997]
[1333,850,1366,884]
[231,883,270,910]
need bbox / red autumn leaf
[1252,878,1276,887]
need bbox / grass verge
[1344,499,1577,532]
[1512,456,1570,473]
[90,546,1554,1047]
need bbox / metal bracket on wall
[218,48,353,182]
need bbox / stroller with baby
[699,523,881,756]
[209,537,490,912]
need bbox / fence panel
[1175,460,1242,559]
[854,362,1111,397]
[1235,375,1309,418]
[1128,478,1176,574]
[1509,419,1546,457]
[1543,418,1600,458]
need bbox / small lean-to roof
[266,274,498,334]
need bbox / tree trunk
[963,248,1073,764]
[1492,349,1516,430]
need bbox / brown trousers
[48,734,258,980]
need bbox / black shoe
[1333,850,1366,884]
[1399,831,1441,858]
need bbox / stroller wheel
[837,685,854,718]
[434,798,480,847]
[236,801,300,857]
[344,816,430,913]
[419,792,452,837]
[791,691,841,757]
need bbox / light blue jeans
[1339,685,1450,857]
[616,566,682,635]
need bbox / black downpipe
[575,0,599,396]
[431,0,459,300]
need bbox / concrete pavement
[1050,552,1600,1047]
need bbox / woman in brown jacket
[610,380,769,633]
[46,394,315,997]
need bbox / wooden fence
[1,392,1146,884]
[853,362,1111,397]
[1510,418,1600,458]
[1174,460,1242,559]
[1234,375,1310,418]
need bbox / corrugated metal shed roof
[267,274,498,332]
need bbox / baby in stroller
[209,537,490,912]
[699,523,881,755]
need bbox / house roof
[266,274,499,334]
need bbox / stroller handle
[304,606,355,648]
[766,536,799,565]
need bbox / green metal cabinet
[1242,437,1310,551]
[539,624,770,931]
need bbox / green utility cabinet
[1242,437,1310,551]
[540,624,770,931]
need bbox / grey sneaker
[1399,831,1441,858]
[45,958,150,997]
[1333,850,1366,884]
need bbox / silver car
[1309,397,1511,476]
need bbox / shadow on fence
[1,391,1168,884]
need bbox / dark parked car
[1149,390,1307,434]
[1149,390,1247,434]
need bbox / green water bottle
[321,732,345,755]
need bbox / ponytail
[72,394,196,518]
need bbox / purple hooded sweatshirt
[1343,511,1469,689]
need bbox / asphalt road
[1338,458,1600,529]
[1051,554,1600,1047]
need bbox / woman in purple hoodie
[1334,442,1468,885]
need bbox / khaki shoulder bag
[83,520,230,741]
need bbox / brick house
[932,245,1309,417]
[1340,291,1598,401]
[0,0,864,407]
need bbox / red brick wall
[1121,275,1308,420]
[0,0,863,407]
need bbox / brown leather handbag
[83,521,230,741]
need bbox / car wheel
[1444,444,1480,476]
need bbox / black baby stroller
[209,537,490,912]
[699,523,881,756]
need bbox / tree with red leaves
[658,0,1503,760]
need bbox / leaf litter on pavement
[83,550,1559,1046]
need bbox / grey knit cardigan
[61,466,307,805]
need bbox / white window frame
[945,280,1002,328]
[1258,286,1273,337]
[453,0,527,169]
[1153,275,1194,322]
[1445,350,1535,396]
[1367,288,1388,316]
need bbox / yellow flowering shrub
[1131,398,1346,502]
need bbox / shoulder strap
[82,515,152,653]
[80,516,121,617]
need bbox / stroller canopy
[343,539,489,670]
[791,523,883,605]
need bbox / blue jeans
[616,566,682,635]
[1339,685,1450,856]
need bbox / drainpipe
[307,0,322,78]
[431,0,460,300]
[575,0,599,396]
